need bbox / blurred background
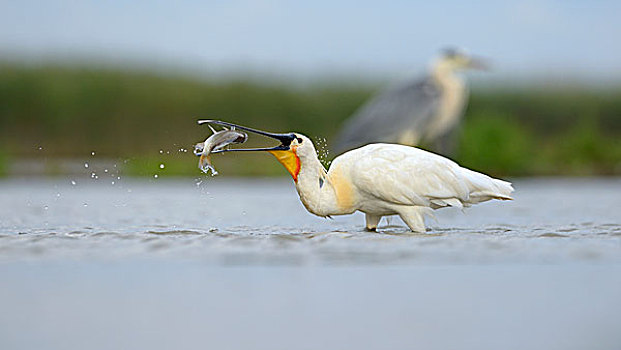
[1,0,620,178]
[2,4,621,350]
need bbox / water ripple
[0,178,620,264]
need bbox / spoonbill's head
[435,47,489,72]
[197,120,316,181]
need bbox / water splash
[199,163,218,176]
[314,136,332,168]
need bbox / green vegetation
[459,89,621,175]
[1,63,620,177]
[456,112,535,176]
[124,152,285,178]
[0,148,7,176]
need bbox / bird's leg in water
[397,207,427,233]
[365,213,382,232]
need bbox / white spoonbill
[199,120,513,233]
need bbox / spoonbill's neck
[292,152,353,217]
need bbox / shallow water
[1,177,620,264]
[1,177,620,350]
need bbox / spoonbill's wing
[346,144,511,208]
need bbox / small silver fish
[194,128,247,175]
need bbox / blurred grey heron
[333,48,488,155]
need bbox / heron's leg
[397,130,420,147]
[364,213,382,232]
[433,128,458,156]
[397,207,427,233]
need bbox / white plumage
[347,144,512,208]
[288,136,513,233]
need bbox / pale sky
[1,0,620,81]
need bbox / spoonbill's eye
[296,137,303,144]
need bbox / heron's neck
[293,154,351,217]
[431,64,463,89]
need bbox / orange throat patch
[268,149,301,182]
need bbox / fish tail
[199,155,219,175]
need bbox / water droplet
[111,181,115,185]
[117,176,121,180]
[91,151,95,156]
[159,150,164,154]
[104,169,108,173]
[43,205,49,210]
[71,180,76,186]
[154,174,159,178]
[83,203,88,207]
[38,146,43,151]
[159,164,165,169]
[84,163,89,168]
